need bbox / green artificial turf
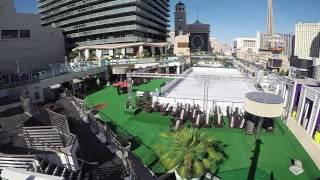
[86,79,320,180]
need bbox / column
[121,48,126,58]
[96,49,103,60]
[159,47,163,55]
[176,66,180,74]
[166,66,169,74]
[109,49,114,57]
[138,46,144,57]
[78,50,81,61]
[151,46,155,56]
[84,49,90,61]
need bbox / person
[315,127,320,144]
[291,111,297,120]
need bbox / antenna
[196,0,199,21]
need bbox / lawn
[85,79,320,180]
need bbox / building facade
[294,22,320,59]
[173,1,211,53]
[290,22,320,79]
[0,0,65,74]
[210,38,231,55]
[233,38,257,62]
[278,33,294,58]
[173,34,190,56]
[38,0,170,48]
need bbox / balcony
[41,0,136,22]
[67,24,164,39]
[76,36,154,46]
[46,6,137,27]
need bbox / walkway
[287,117,320,169]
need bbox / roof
[188,20,210,26]
[176,1,185,6]
[76,42,168,50]
[245,92,284,104]
[305,85,320,92]
[294,78,318,85]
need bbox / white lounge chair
[289,159,304,175]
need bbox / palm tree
[156,128,223,179]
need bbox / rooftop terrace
[86,79,320,180]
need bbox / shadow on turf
[106,121,143,151]
[247,139,263,180]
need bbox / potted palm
[156,128,223,180]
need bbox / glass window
[1,30,18,39]
[20,30,31,38]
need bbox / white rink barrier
[152,95,244,116]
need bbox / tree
[89,50,97,61]
[279,69,289,76]
[156,128,223,179]
[142,49,151,58]
[69,49,80,60]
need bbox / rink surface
[162,67,257,104]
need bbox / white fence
[159,67,193,94]
[153,95,244,116]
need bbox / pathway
[286,117,320,169]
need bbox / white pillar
[297,90,306,124]
[138,46,144,57]
[84,49,90,61]
[151,46,155,56]
[16,60,20,73]
[78,50,81,61]
[109,49,114,57]
[121,48,126,57]
[159,47,163,55]
[96,49,103,60]
[176,66,180,74]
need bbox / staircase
[39,158,125,180]
[0,154,38,171]
[0,155,123,180]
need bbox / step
[68,170,75,180]
[52,165,60,176]
[76,170,82,180]
[83,172,90,180]
[44,162,52,174]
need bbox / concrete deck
[287,117,320,169]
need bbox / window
[1,30,18,39]
[34,92,40,99]
[19,30,31,38]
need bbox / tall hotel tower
[37,0,170,48]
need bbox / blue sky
[14,0,320,44]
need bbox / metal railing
[0,154,39,171]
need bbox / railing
[67,24,164,39]
[42,0,137,24]
[0,153,39,171]
[72,96,137,179]
[0,62,107,91]
[76,36,155,47]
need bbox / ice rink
[156,67,257,113]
